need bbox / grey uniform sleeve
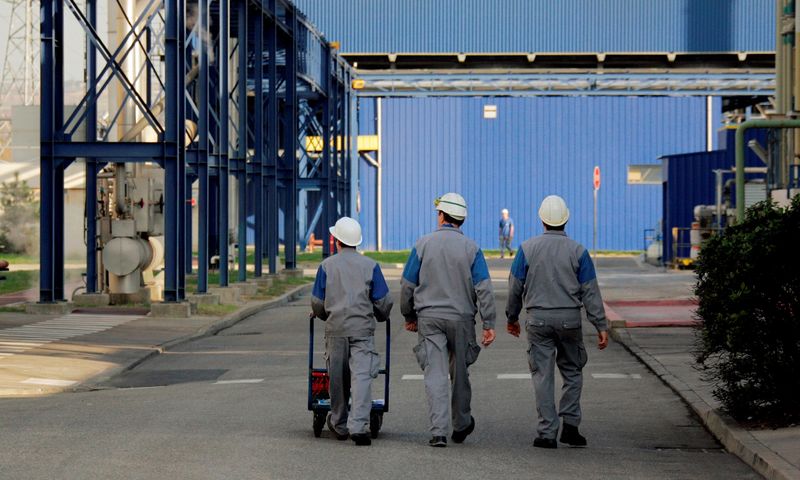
[505,248,528,324]
[311,265,329,320]
[471,249,496,330]
[399,248,421,323]
[577,250,608,332]
[370,264,394,322]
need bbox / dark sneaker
[429,436,447,448]
[327,413,348,441]
[451,416,475,444]
[351,433,371,446]
[533,437,557,449]
[559,423,587,447]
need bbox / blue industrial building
[357,96,717,251]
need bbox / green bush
[0,173,39,255]
[694,196,800,425]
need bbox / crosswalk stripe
[401,374,424,380]
[0,314,139,366]
[21,378,77,387]
[214,379,264,385]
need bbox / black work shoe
[351,433,371,446]
[451,416,475,444]
[326,414,348,441]
[533,437,557,449]
[559,423,587,447]
[429,436,447,448]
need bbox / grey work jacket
[399,224,497,330]
[505,231,608,332]
[311,248,394,337]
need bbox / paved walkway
[608,294,800,480]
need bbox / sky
[0,2,108,84]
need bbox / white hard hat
[329,217,363,247]
[501,208,509,215]
[538,195,570,227]
[434,192,467,220]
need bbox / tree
[0,172,39,255]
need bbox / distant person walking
[311,217,394,446]
[505,195,609,449]
[499,208,514,258]
[400,192,497,448]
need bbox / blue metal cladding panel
[358,156,378,250]
[295,0,774,53]
[375,96,708,251]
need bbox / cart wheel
[313,412,325,438]
[369,412,383,439]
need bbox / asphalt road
[0,275,758,480]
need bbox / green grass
[0,305,26,313]
[196,303,240,316]
[249,276,313,301]
[362,251,412,264]
[0,270,37,295]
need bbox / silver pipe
[376,98,383,252]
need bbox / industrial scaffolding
[39,0,355,304]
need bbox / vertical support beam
[236,0,247,282]
[85,0,98,293]
[266,0,279,274]
[177,0,187,300]
[197,0,210,293]
[321,45,332,258]
[53,0,65,301]
[252,9,264,277]
[39,0,56,303]
[218,0,230,286]
[283,8,298,270]
[163,0,181,302]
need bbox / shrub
[0,173,39,255]
[694,195,800,425]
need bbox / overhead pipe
[735,119,800,221]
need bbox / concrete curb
[73,283,313,393]
[610,327,799,480]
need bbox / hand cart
[308,314,391,439]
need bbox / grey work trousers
[325,336,380,436]
[414,318,481,437]
[525,312,588,439]
[499,236,513,258]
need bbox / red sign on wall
[593,166,601,190]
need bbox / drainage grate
[108,369,228,388]
[651,446,726,453]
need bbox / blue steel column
[252,10,264,277]
[321,45,332,258]
[217,0,230,286]
[85,0,98,293]
[163,0,181,302]
[39,0,55,303]
[53,0,65,301]
[177,0,187,300]
[282,8,298,270]
[236,0,247,282]
[196,0,209,293]
[266,0,278,274]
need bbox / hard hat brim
[329,226,363,247]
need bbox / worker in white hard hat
[311,217,394,446]
[505,195,609,449]
[400,192,497,448]
[498,208,515,258]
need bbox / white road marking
[401,374,424,380]
[497,373,532,379]
[0,314,138,363]
[21,378,77,387]
[214,379,264,385]
[591,373,642,379]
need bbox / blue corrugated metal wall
[295,0,774,53]
[661,128,768,262]
[370,96,709,251]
